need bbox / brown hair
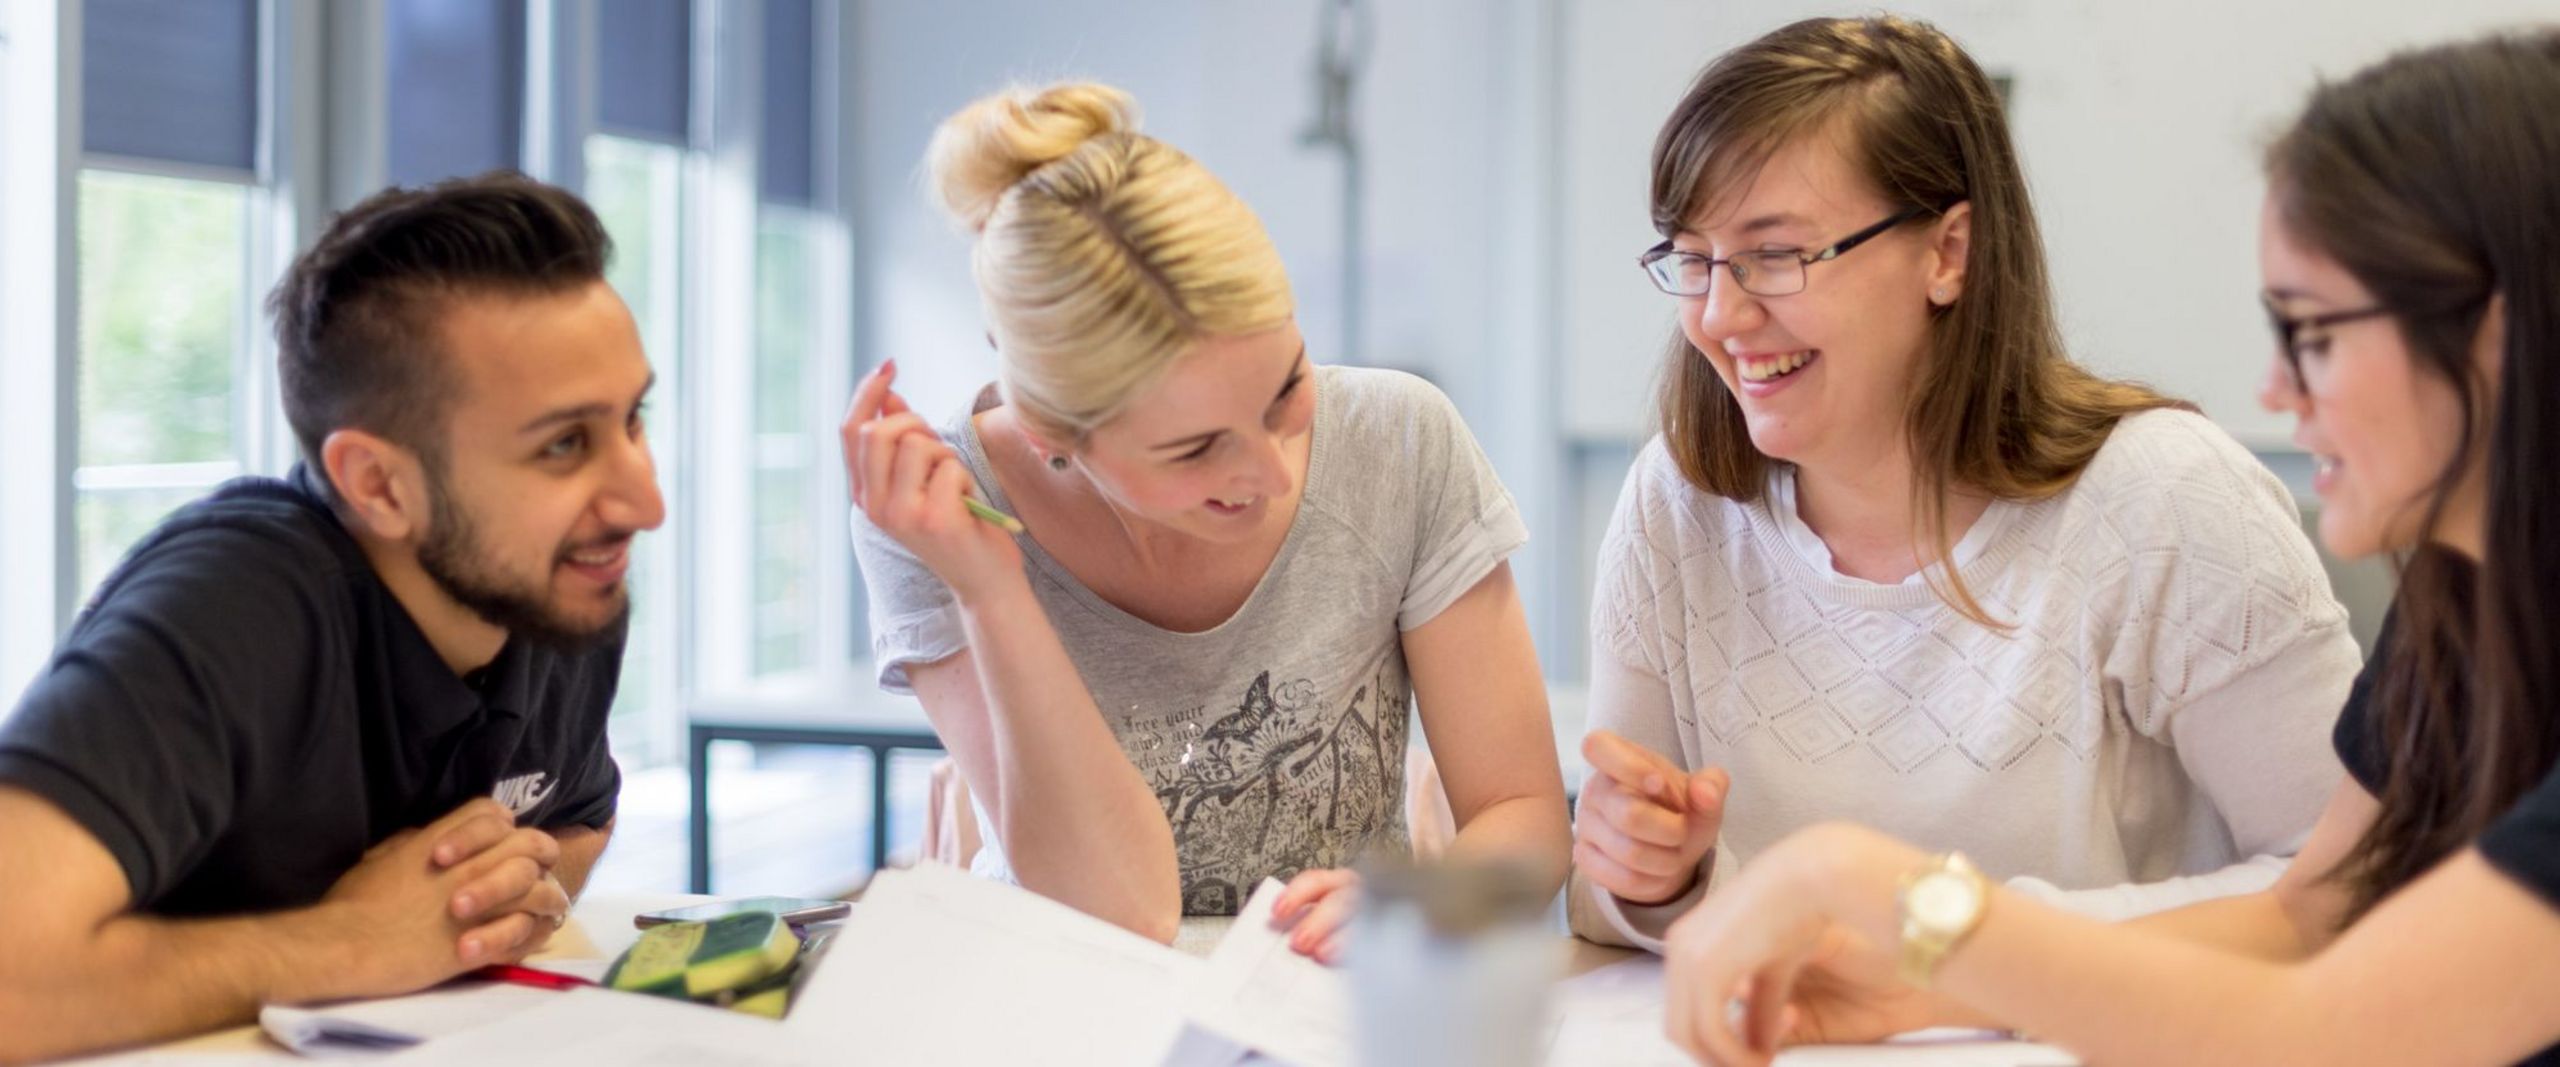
[1650,15,2180,625]
[2268,30,2560,922]
[268,171,612,496]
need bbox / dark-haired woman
[1654,27,2560,1067]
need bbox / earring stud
[1049,455,1069,472]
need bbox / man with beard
[0,172,663,1061]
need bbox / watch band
[1896,850,1990,989]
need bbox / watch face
[1908,871,1982,928]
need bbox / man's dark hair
[267,171,612,498]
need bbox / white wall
[1556,0,2557,447]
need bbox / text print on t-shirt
[492,771,557,817]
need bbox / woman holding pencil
[842,81,1569,955]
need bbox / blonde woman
[844,82,1569,953]
[1568,15,2363,951]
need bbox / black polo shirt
[0,465,622,917]
[2334,608,2560,1067]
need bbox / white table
[68,893,707,1064]
[90,892,2064,1066]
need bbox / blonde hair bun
[928,82,1140,232]
[925,80,1292,441]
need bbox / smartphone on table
[633,895,852,929]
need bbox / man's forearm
[0,906,351,1064]
[550,819,613,899]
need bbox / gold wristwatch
[1896,851,1990,989]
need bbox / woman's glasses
[1638,205,1933,299]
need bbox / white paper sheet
[1777,1035,2081,1066]
[1548,955,1689,1065]
[515,957,614,984]
[783,863,1206,1065]
[1546,956,2081,1067]
[1180,878,1352,1067]
[257,982,568,1057]
[374,988,819,1066]
[260,1008,419,1058]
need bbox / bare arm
[0,790,558,1064]
[1863,767,2375,1033]
[551,819,613,899]
[1930,838,2559,1066]
[1403,562,1572,890]
[1663,795,2558,1067]
[844,362,1180,942]
[909,595,1181,943]
[2115,777,2376,961]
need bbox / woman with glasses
[1650,28,2560,1066]
[1568,14,2361,953]
[844,82,1569,955]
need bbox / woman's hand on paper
[1270,867,1360,964]
[1765,922,1946,1048]
[843,360,1024,605]
[1659,823,1926,1066]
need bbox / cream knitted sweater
[1569,410,2361,950]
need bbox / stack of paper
[1180,880,1354,1067]
[785,864,2079,1067]
[376,988,824,1066]
[258,983,568,1057]
[784,862,1222,1065]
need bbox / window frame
[5,0,863,760]
[0,0,79,700]
[66,0,297,611]
[687,0,858,708]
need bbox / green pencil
[964,496,1026,535]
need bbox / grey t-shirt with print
[853,365,1527,915]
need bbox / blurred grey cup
[1348,855,1563,1067]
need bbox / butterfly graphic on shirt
[1155,669,1409,915]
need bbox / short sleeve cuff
[871,606,970,694]
[1397,505,1530,632]
[545,758,622,832]
[548,791,618,832]
[0,750,160,903]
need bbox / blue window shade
[759,0,816,206]
[386,0,527,186]
[597,0,692,144]
[82,0,259,174]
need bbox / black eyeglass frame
[1637,203,1936,298]
[2261,296,2391,394]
